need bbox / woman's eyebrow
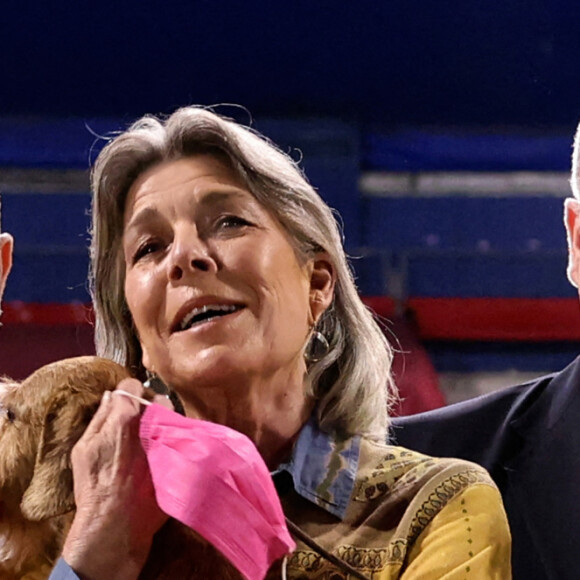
[123,207,162,241]
[196,189,251,208]
[123,189,254,236]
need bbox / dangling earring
[144,370,185,415]
[144,371,167,394]
[144,370,156,390]
[304,328,330,363]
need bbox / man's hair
[89,106,396,439]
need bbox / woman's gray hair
[90,106,396,439]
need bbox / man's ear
[0,233,13,296]
[309,253,336,323]
[565,199,580,288]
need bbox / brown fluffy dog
[0,356,242,579]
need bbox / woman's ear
[309,253,336,323]
[142,348,153,375]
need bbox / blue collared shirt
[49,417,361,579]
[273,416,361,519]
[49,558,81,580]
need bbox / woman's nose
[167,234,216,282]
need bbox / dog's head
[0,356,130,523]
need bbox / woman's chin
[166,350,251,392]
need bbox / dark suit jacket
[391,356,580,580]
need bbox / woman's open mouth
[177,304,244,332]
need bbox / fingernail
[102,390,112,403]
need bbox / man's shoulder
[392,355,580,430]
[388,362,575,472]
[394,374,546,428]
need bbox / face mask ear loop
[280,555,288,580]
[285,518,371,580]
[112,390,153,406]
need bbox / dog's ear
[20,391,99,521]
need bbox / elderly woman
[50,107,511,579]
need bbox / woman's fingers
[80,389,113,438]
[153,393,174,410]
[116,377,147,397]
[74,378,143,455]
[64,376,168,578]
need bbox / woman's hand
[61,378,169,580]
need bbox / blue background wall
[1,0,580,127]
[3,1,580,381]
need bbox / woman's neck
[177,370,315,469]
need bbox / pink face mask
[136,401,295,580]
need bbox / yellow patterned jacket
[272,418,511,579]
[50,417,512,580]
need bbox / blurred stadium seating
[2,117,579,411]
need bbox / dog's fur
[0,356,243,579]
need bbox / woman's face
[122,155,332,398]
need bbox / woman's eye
[133,240,163,263]
[216,215,252,230]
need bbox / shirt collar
[274,416,361,519]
